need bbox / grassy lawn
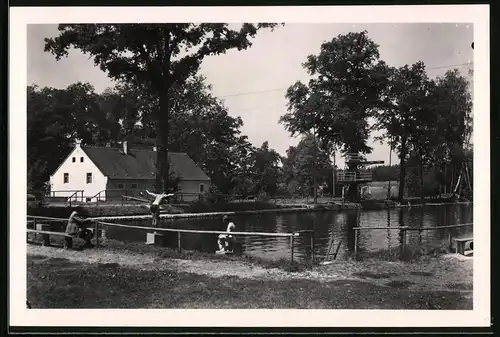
[27,254,472,309]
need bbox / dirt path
[27,245,473,294]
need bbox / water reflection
[101,204,473,262]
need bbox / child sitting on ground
[218,216,237,252]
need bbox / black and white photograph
[10,5,490,328]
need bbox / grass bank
[27,245,472,309]
[27,236,314,273]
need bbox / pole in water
[387,147,392,199]
[333,241,342,260]
[401,228,407,257]
[354,228,358,260]
[310,232,315,264]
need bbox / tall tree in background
[374,61,431,202]
[281,134,332,196]
[45,23,281,193]
[407,78,440,201]
[102,75,257,195]
[27,83,118,194]
[432,69,473,196]
[281,31,391,201]
[250,141,282,199]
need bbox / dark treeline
[370,159,473,199]
[29,25,473,202]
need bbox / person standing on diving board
[145,190,175,227]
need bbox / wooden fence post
[177,231,181,252]
[36,223,51,246]
[354,228,358,260]
[401,227,407,255]
[94,221,100,248]
[448,230,453,250]
[290,235,294,263]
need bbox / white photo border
[10,5,490,327]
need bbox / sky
[27,23,473,167]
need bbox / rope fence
[27,214,471,263]
[26,215,314,263]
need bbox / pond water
[100,203,473,261]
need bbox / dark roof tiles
[81,146,210,181]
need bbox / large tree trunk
[155,93,170,193]
[450,163,455,195]
[443,161,448,195]
[398,140,407,203]
[419,152,424,203]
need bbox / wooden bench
[27,228,73,248]
[27,227,100,249]
[453,237,473,255]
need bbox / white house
[49,141,211,202]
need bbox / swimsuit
[150,204,159,213]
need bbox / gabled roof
[81,146,210,181]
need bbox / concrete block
[36,223,51,246]
[146,232,164,246]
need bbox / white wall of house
[49,145,107,201]
[178,180,210,202]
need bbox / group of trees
[28,78,285,199]
[28,25,472,202]
[43,23,282,193]
[280,30,473,201]
[28,74,337,200]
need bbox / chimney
[74,139,82,148]
[123,141,128,155]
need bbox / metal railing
[96,220,314,263]
[47,190,84,204]
[337,171,372,182]
[352,222,473,259]
[345,153,366,162]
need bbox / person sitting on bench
[145,190,175,227]
[65,207,94,248]
[218,216,237,252]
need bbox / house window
[80,157,84,163]
[86,173,92,184]
[63,173,69,184]
[72,157,76,163]
[117,183,124,189]
[131,183,138,189]
[199,184,205,193]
